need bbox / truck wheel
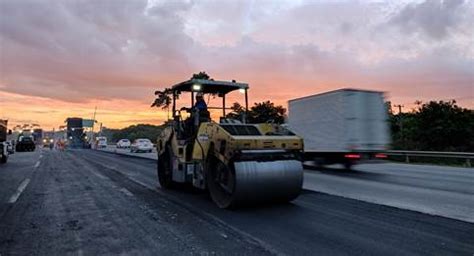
[157,146,176,189]
[344,161,353,170]
[313,157,325,168]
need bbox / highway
[1,148,473,255]
[104,145,474,222]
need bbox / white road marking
[34,161,40,169]
[8,178,31,203]
[129,177,154,190]
[119,188,134,197]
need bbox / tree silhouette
[151,88,172,109]
[249,101,286,124]
[152,72,213,109]
[191,71,211,80]
[225,102,245,120]
[226,101,286,124]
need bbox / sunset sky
[1,0,473,130]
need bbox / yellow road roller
[155,78,304,208]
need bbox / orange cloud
[0,91,168,130]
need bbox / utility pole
[393,104,404,149]
[394,104,403,114]
[91,106,97,145]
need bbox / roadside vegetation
[101,124,165,143]
[387,100,473,166]
[388,100,474,152]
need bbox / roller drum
[208,158,303,208]
[233,160,303,204]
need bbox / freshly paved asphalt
[304,162,474,223]
[103,145,474,222]
[1,148,473,255]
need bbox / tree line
[388,100,474,152]
[101,124,166,143]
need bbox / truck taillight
[344,154,361,159]
[375,153,387,158]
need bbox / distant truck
[1,120,10,163]
[33,128,43,145]
[288,89,390,169]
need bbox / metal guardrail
[385,150,474,167]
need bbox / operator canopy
[171,79,249,94]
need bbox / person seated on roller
[181,93,210,137]
[181,93,208,113]
[194,92,207,112]
[193,92,210,121]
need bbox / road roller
[155,78,304,208]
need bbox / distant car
[96,137,107,148]
[130,139,153,153]
[116,139,131,148]
[16,135,36,152]
[42,138,54,148]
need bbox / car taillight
[375,153,387,158]
[344,154,361,159]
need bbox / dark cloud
[0,0,194,102]
[0,0,472,108]
[389,0,467,40]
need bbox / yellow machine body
[155,78,304,208]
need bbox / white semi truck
[288,89,390,169]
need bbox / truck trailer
[288,89,390,169]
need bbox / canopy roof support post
[244,89,249,124]
[222,95,226,117]
[172,92,176,117]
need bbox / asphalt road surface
[304,162,474,223]
[102,145,474,223]
[1,149,473,255]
